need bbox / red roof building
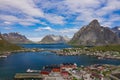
[60,63,77,69]
[61,71,69,78]
[40,70,50,75]
[52,68,61,72]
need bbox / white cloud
[19,22,34,26]
[64,0,101,13]
[61,0,120,27]
[0,0,44,17]
[96,0,120,16]
[0,15,19,22]
[35,26,55,31]
[109,14,120,22]
[28,37,42,42]
[0,14,42,26]
[45,14,65,25]
[0,0,64,26]
[100,14,120,27]
[4,27,12,30]
[59,28,79,33]
[56,27,80,38]
[4,21,12,25]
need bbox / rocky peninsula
[54,46,120,60]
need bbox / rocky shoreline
[0,48,45,58]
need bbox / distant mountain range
[111,26,120,38]
[39,35,70,44]
[1,20,120,46]
[69,19,120,46]
[0,33,21,52]
[2,32,32,44]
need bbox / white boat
[0,55,7,58]
[27,69,33,72]
[26,69,41,73]
[98,57,104,59]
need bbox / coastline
[54,48,120,60]
[14,63,120,80]
[0,48,45,58]
[1,47,120,60]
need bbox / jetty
[14,73,43,80]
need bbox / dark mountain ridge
[69,19,120,46]
[111,26,120,38]
[2,32,32,44]
[0,33,21,52]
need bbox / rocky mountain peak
[69,19,120,46]
[88,19,100,29]
[40,35,70,44]
[2,32,32,44]
[0,32,21,51]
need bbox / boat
[98,57,104,59]
[0,55,7,58]
[26,69,41,73]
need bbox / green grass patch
[0,39,22,54]
[90,45,120,52]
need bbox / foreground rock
[69,19,120,46]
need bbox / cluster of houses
[14,63,77,80]
[14,63,120,80]
[40,63,77,79]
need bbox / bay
[0,43,120,80]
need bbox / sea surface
[0,43,120,80]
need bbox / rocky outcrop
[69,19,120,46]
[40,35,70,44]
[2,32,32,44]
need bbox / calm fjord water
[0,43,120,80]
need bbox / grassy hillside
[90,45,120,52]
[70,44,120,53]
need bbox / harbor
[14,63,120,80]
[1,44,120,80]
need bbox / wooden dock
[14,73,43,80]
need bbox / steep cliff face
[2,32,32,44]
[70,19,120,46]
[0,33,21,52]
[40,35,70,44]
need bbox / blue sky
[0,0,120,42]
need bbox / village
[55,48,120,60]
[14,63,120,80]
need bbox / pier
[14,73,43,80]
